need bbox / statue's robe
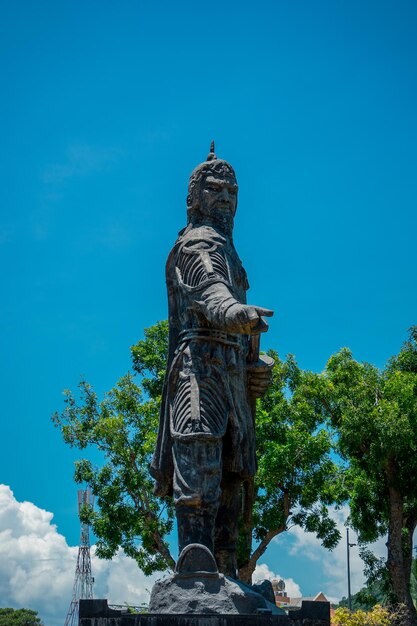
[150,224,256,502]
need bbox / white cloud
[90,548,161,608]
[281,505,387,603]
[253,562,302,599]
[0,485,75,623]
[0,485,161,626]
[2,485,397,622]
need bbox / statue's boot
[176,505,216,556]
[214,547,238,579]
[214,473,241,579]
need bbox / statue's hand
[247,354,274,398]
[226,304,273,334]
[246,305,274,333]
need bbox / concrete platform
[79,599,330,626]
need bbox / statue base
[78,544,329,625]
[79,599,330,625]
[148,544,284,616]
[149,572,284,615]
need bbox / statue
[150,143,274,579]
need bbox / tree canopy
[310,327,417,624]
[53,320,341,583]
[0,608,43,626]
[239,349,341,581]
[54,321,175,575]
[54,320,417,615]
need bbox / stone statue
[150,143,274,579]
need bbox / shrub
[332,604,391,626]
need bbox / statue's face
[199,173,238,233]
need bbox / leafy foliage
[338,581,387,612]
[312,328,417,621]
[0,608,43,626]
[411,558,417,608]
[54,321,341,581]
[238,350,342,579]
[332,604,391,626]
[53,321,175,574]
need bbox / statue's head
[187,142,238,235]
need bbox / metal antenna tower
[64,489,95,626]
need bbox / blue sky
[0,0,416,621]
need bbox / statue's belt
[178,328,243,348]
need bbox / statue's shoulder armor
[172,225,231,290]
[178,225,226,247]
[229,244,250,292]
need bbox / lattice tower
[64,489,95,626]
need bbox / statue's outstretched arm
[194,282,272,335]
[176,239,272,334]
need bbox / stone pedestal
[148,546,284,616]
[79,599,330,626]
[149,574,283,615]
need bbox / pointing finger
[253,307,274,318]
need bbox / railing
[108,604,149,614]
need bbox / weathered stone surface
[80,617,315,626]
[149,574,260,615]
[252,580,276,604]
[79,599,330,626]
[80,617,291,626]
[148,574,285,616]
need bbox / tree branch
[127,448,176,571]
[238,490,290,582]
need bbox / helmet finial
[207,140,216,161]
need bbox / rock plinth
[149,573,283,615]
[79,599,330,626]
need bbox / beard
[188,202,235,238]
[199,204,234,238]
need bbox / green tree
[53,321,175,575]
[238,350,341,581]
[0,608,43,626]
[411,557,417,608]
[312,328,417,625]
[53,321,341,583]
[337,582,386,611]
